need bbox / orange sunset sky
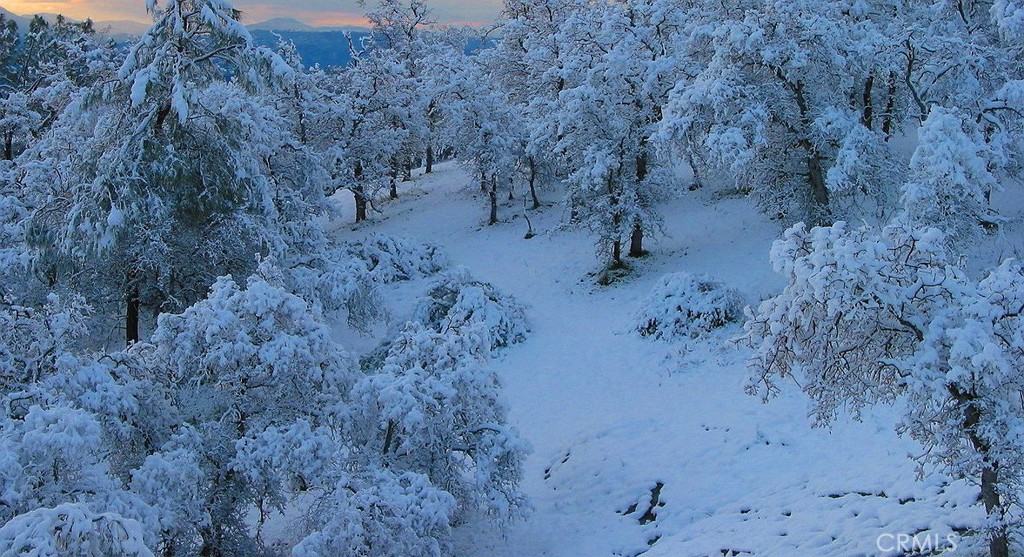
[0,0,502,26]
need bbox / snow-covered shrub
[285,233,447,331]
[635,272,742,340]
[283,251,385,331]
[135,267,359,555]
[292,469,455,557]
[148,269,357,432]
[0,405,117,523]
[901,107,1001,245]
[129,442,209,556]
[0,503,153,557]
[352,321,528,522]
[342,233,448,284]
[413,268,528,350]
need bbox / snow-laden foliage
[286,233,447,330]
[22,0,327,344]
[902,107,1001,244]
[0,293,90,390]
[0,405,118,522]
[354,321,528,522]
[146,269,356,432]
[0,256,528,556]
[635,272,743,341]
[414,268,529,351]
[658,0,904,226]
[0,14,116,161]
[902,259,1024,541]
[341,233,448,284]
[742,220,959,423]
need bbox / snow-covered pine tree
[22,0,322,345]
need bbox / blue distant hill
[251,29,491,69]
[251,30,368,69]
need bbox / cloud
[0,0,503,26]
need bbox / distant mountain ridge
[0,5,367,66]
[0,6,364,35]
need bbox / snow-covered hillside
[329,162,991,557]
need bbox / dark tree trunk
[955,385,1009,557]
[787,77,831,225]
[425,143,434,174]
[480,170,488,193]
[629,224,644,258]
[489,174,498,225]
[508,177,515,201]
[861,73,875,129]
[354,161,367,222]
[687,149,703,190]
[126,282,140,346]
[528,157,541,209]
[881,72,898,139]
[806,150,831,226]
[3,132,11,161]
[402,159,412,182]
[630,149,648,257]
[982,465,1009,557]
[612,240,622,267]
[389,157,399,200]
[354,190,367,222]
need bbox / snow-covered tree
[555,0,682,268]
[901,106,1002,245]
[316,44,412,222]
[659,0,906,225]
[0,503,153,557]
[743,220,1024,557]
[0,14,114,161]
[354,320,527,523]
[437,46,525,225]
[22,0,325,345]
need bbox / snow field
[330,161,985,557]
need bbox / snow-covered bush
[282,251,384,331]
[292,469,455,557]
[129,267,359,555]
[0,503,153,557]
[0,405,117,523]
[341,233,448,284]
[352,321,528,523]
[414,268,528,350]
[635,272,743,341]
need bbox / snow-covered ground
[329,162,988,557]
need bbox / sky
[0,0,503,26]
